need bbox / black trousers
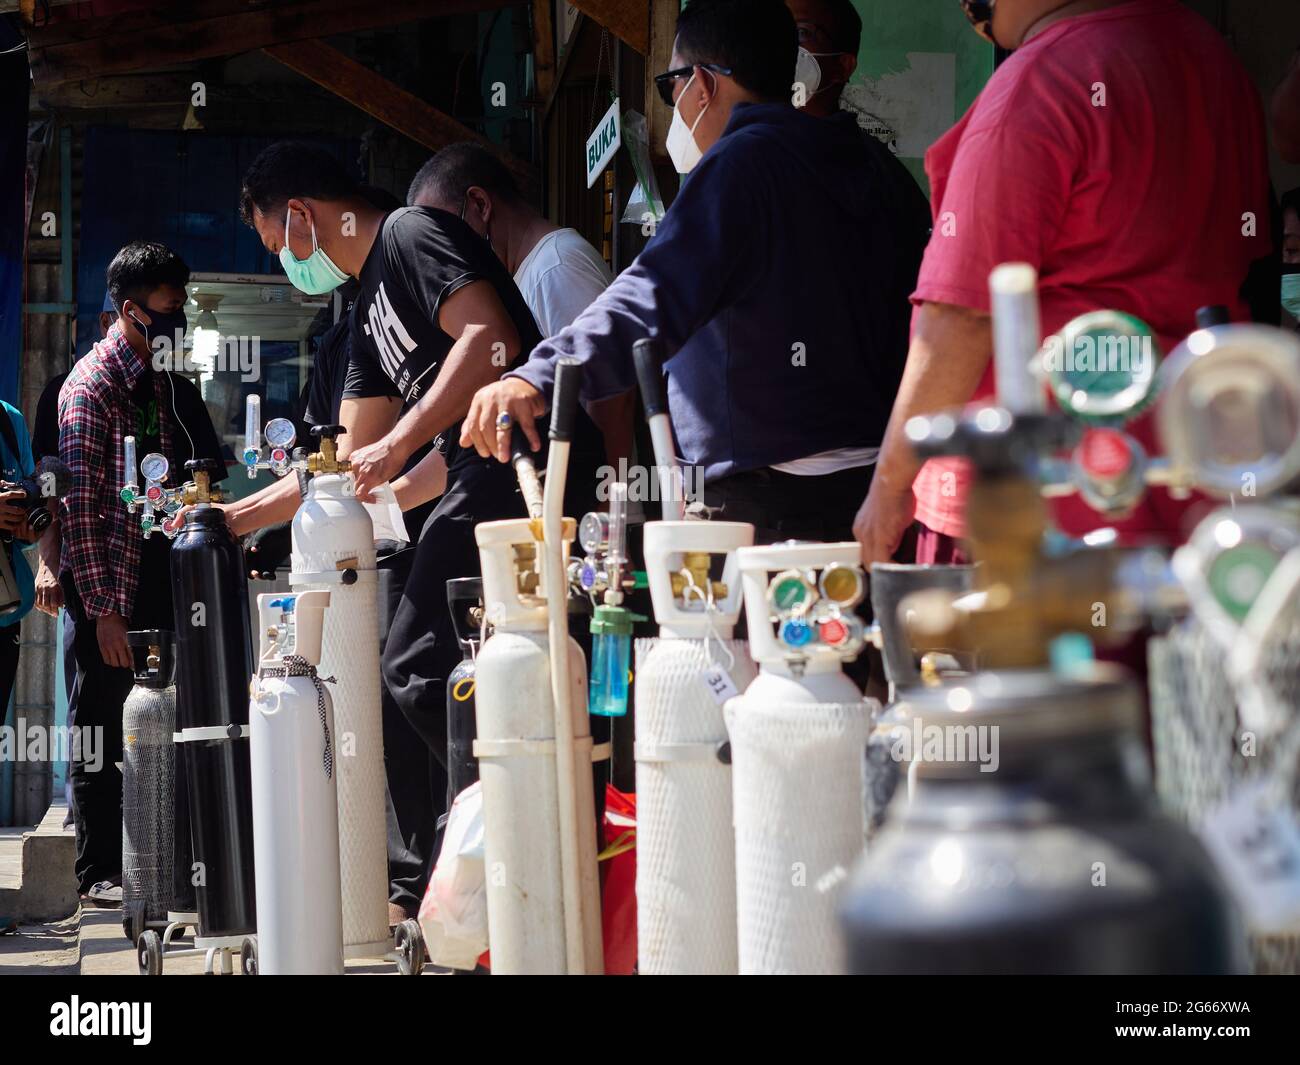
[701,463,874,545]
[383,445,604,854]
[63,571,173,894]
[0,621,19,725]
[378,545,446,916]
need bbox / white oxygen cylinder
[472,517,599,974]
[249,589,344,975]
[635,520,755,974]
[290,472,390,957]
[726,541,876,974]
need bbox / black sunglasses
[654,63,732,108]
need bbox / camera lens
[27,506,51,536]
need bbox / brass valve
[180,469,224,506]
[305,424,352,476]
[901,410,1127,670]
[670,551,728,602]
[512,542,541,596]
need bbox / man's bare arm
[853,301,994,564]
[350,281,522,498]
[219,394,401,535]
[388,280,522,459]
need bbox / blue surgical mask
[279,210,349,295]
[1284,273,1300,321]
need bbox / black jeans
[383,445,605,862]
[63,571,173,894]
[378,545,446,917]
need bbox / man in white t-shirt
[408,144,633,466]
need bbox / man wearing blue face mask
[462,0,915,547]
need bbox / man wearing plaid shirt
[58,241,224,903]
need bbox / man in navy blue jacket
[461,0,913,542]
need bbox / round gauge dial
[264,417,297,449]
[1207,543,1279,622]
[140,453,169,483]
[1045,311,1159,423]
[778,618,814,649]
[769,570,815,614]
[819,563,865,608]
[579,512,611,555]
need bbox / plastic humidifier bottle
[589,605,632,717]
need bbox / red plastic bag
[599,785,637,975]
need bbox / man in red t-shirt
[854,0,1272,565]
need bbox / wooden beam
[263,38,535,188]
[567,0,648,55]
[530,0,556,101]
[645,0,678,163]
[32,73,195,111]
[26,0,522,87]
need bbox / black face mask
[126,305,188,361]
[959,0,997,44]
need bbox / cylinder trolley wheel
[123,899,146,945]
[137,930,163,976]
[240,937,258,976]
[395,919,425,976]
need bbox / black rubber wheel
[394,919,424,976]
[122,899,145,945]
[137,930,163,976]
[240,937,258,976]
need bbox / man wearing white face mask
[463,0,917,545]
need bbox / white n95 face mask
[665,71,708,174]
[794,47,823,99]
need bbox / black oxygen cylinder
[445,577,483,808]
[170,468,257,939]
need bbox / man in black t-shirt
[238,142,604,919]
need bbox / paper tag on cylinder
[702,666,739,706]
[1199,781,1300,934]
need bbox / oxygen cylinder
[170,460,257,940]
[249,589,344,975]
[634,521,755,975]
[862,564,976,838]
[726,541,875,975]
[289,428,389,958]
[840,667,1247,974]
[445,578,484,808]
[473,517,600,974]
[122,630,186,928]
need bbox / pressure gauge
[767,569,816,615]
[1159,324,1300,499]
[264,418,297,450]
[1173,504,1300,641]
[140,453,169,484]
[579,511,611,555]
[778,617,814,649]
[818,563,865,609]
[1043,311,1159,423]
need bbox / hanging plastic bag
[417,781,488,970]
[619,110,665,229]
